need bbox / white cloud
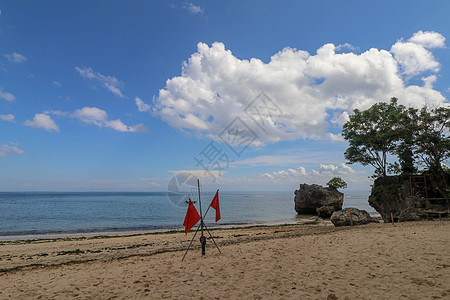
[75,67,125,98]
[315,163,355,175]
[0,87,15,102]
[24,113,60,132]
[330,110,350,127]
[182,2,204,14]
[72,106,107,126]
[4,52,27,63]
[391,42,440,76]
[409,30,446,48]
[72,106,148,132]
[391,31,445,77]
[135,96,151,112]
[327,133,345,142]
[422,75,437,89]
[335,43,359,52]
[154,31,447,145]
[0,114,15,123]
[53,81,62,87]
[268,166,308,178]
[262,163,359,186]
[44,109,69,117]
[0,143,27,157]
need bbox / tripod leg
[181,223,201,261]
[202,223,222,254]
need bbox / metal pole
[197,179,206,255]
[181,222,201,261]
[203,222,222,254]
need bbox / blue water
[0,191,374,237]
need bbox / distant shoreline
[0,217,326,241]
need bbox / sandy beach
[0,220,449,299]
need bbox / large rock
[331,208,378,227]
[368,175,421,223]
[294,184,343,218]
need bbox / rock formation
[330,207,378,227]
[294,184,343,218]
[368,175,421,223]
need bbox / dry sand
[0,221,449,299]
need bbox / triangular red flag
[209,189,221,222]
[183,199,201,235]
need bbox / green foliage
[343,97,449,198]
[327,177,347,189]
[412,106,450,198]
[413,106,450,172]
[342,97,406,177]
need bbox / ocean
[0,191,375,238]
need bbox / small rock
[327,293,338,300]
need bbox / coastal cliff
[369,174,449,222]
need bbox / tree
[413,106,450,172]
[327,177,347,189]
[393,106,418,174]
[342,98,407,177]
[412,106,450,198]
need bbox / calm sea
[0,191,375,238]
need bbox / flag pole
[197,179,206,256]
[198,189,221,255]
[181,185,221,261]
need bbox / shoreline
[0,221,338,273]
[0,216,326,241]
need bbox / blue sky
[1,0,449,192]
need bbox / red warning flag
[209,189,221,222]
[183,199,201,235]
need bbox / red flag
[209,189,221,222]
[183,199,201,234]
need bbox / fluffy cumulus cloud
[262,163,358,185]
[24,113,60,132]
[0,142,27,157]
[391,30,445,76]
[408,30,446,48]
[154,31,448,145]
[72,107,148,132]
[75,67,125,98]
[0,114,15,123]
[4,52,27,63]
[0,87,15,102]
[263,166,308,179]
